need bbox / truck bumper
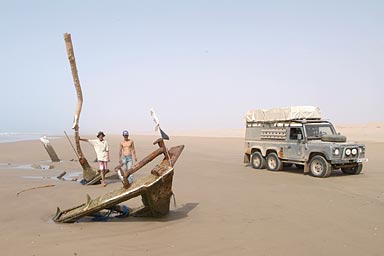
[330,158,368,165]
[357,158,368,163]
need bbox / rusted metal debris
[52,139,184,223]
[120,138,169,188]
[58,33,186,222]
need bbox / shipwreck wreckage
[53,33,184,223]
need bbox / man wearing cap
[118,130,138,183]
[80,131,109,187]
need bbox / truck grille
[342,147,359,160]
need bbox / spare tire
[321,134,347,142]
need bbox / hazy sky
[1,0,383,134]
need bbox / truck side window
[290,128,302,140]
[306,126,320,137]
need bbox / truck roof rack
[245,106,322,123]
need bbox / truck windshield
[304,123,335,139]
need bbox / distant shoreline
[0,133,59,144]
[1,122,383,143]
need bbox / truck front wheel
[309,155,332,177]
[250,152,266,169]
[266,152,282,171]
[341,163,363,175]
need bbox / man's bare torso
[121,140,134,156]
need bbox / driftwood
[40,136,60,162]
[17,185,55,197]
[52,139,184,223]
[64,33,97,182]
[57,171,67,180]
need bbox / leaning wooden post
[64,33,96,182]
[40,136,60,162]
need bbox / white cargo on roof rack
[245,106,321,123]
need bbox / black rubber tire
[266,152,283,171]
[309,155,332,177]
[341,163,363,175]
[321,134,347,143]
[250,152,266,169]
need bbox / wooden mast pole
[64,33,96,181]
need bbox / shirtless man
[118,130,137,183]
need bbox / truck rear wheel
[341,163,363,175]
[309,155,332,177]
[266,152,282,171]
[250,152,266,169]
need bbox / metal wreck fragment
[52,139,184,223]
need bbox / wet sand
[0,127,383,255]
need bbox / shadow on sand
[280,166,362,178]
[77,202,199,223]
[247,164,362,178]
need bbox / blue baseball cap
[122,130,129,136]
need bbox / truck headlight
[351,148,357,155]
[345,148,351,156]
[333,148,340,156]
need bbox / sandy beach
[0,126,383,256]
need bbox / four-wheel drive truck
[244,106,368,177]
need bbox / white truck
[244,106,368,177]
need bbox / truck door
[285,127,306,161]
